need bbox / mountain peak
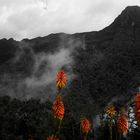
[118,6,140,26]
[97,6,140,39]
[124,5,140,12]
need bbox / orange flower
[56,70,67,90]
[52,95,65,120]
[134,93,140,125]
[47,135,58,140]
[81,118,90,134]
[28,135,34,140]
[105,105,116,119]
[117,111,128,134]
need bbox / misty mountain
[0,6,140,117]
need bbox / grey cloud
[0,0,140,40]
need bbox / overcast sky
[0,0,140,40]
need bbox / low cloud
[25,48,73,87]
[0,35,84,100]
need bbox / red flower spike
[47,135,58,140]
[52,95,65,120]
[134,93,140,125]
[56,70,67,90]
[81,118,90,134]
[117,111,128,134]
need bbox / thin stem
[84,133,87,140]
[119,133,122,140]
[55,119,62,137]
[109,119,112,140]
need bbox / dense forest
[0,89,140,140]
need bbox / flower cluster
[105,105,116,119]
[56,70,67,90]
[47,135,58,140]
[81,118,90,134]
[52,95,65,120]
[134,93,140,125]
[117,110,128,134]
